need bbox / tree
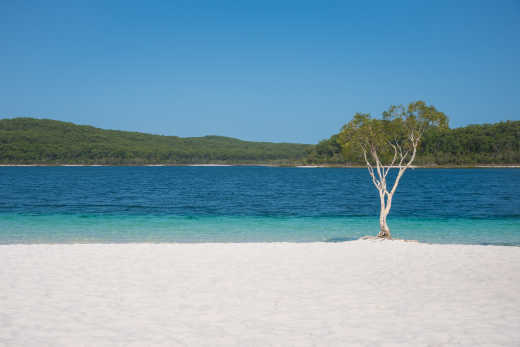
[339,101,448,239]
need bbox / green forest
[306,120,520,165]
[0,117,519,165]
[0,118,311,164]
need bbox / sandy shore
[1,240,519,346]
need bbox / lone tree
[339,101,448,239]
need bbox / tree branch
[361,146,380,190]
[383,142,398,178]
[389,137,418,197]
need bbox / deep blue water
[0,167,519,245]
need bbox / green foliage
[416,121,520,165]
[0,118,312,164]
[306,102,519,165]
[337,101,448,166]
[3,113,518,166]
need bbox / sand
[1,240,519,346]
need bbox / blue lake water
[0,167,519,245]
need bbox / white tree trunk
[377,194,392,238]
[362,142,417,239]
[378,212,390,238]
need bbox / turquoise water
[1,214,519,245]
[0,167,519,245]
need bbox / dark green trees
[307,120,520,166]
[0,118,311,165]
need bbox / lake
[0,166,519,245]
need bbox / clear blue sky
[1,1,519,143]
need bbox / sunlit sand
[1,240,519,346]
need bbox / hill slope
[306,120,520,165]
[0,118,312,164]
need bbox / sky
[1,0,519,144]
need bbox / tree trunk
[359,123,420,239]
[377,199,392,239]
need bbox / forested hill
[2,118,519,166]
[306,120,520,165]
[0,118,312,164]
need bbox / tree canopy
[0,118,311,165]
[339,101,449,166]
[1,114,519,166]
[335,101,449,238]
[307,117,520,166]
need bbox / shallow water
[0,167,519,245]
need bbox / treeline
[306,121,520,165]
[2,118,519,165]
[0,118,311,164]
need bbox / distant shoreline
[1,163,519,168]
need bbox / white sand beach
[1,240,519,346]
